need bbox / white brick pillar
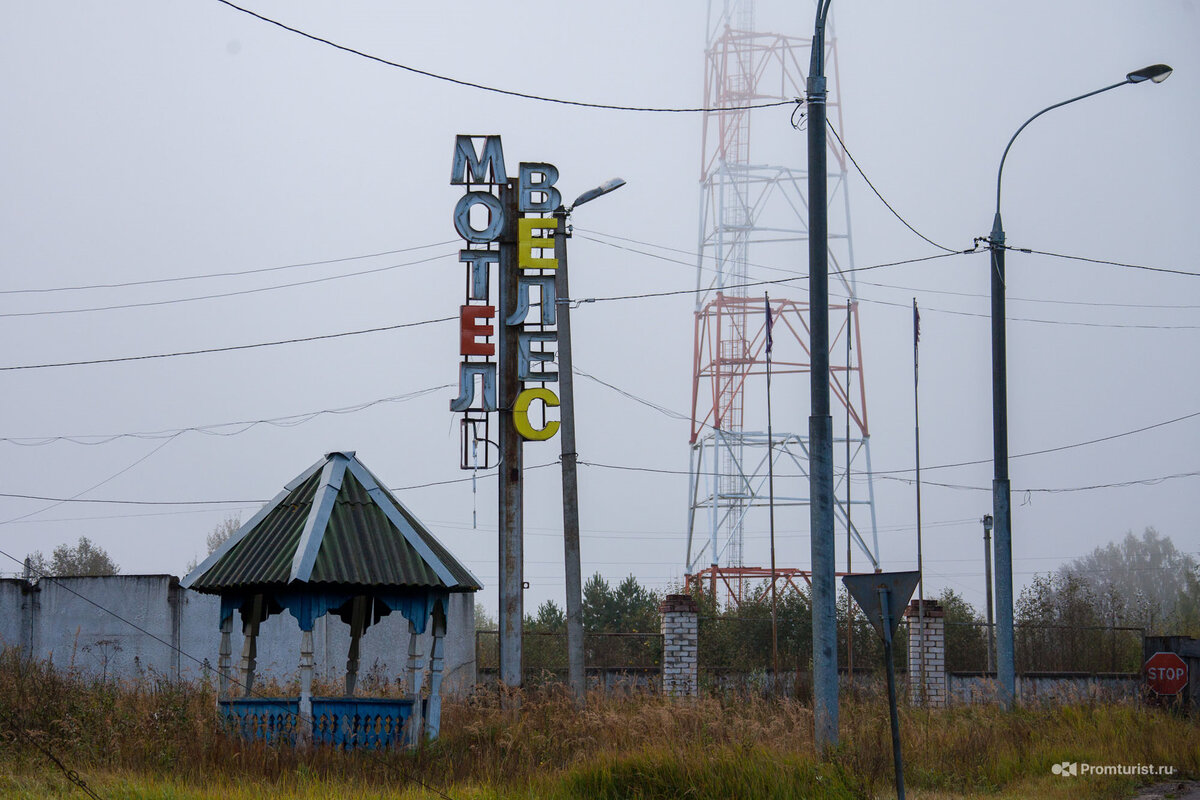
[905,601,947,707]
[659,594,698,698]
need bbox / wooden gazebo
[182,451,481,747]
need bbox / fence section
[475,630,661,686]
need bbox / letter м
[450,135,507,185]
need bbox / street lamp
[987,63,1171,708]
[554,177,626,705]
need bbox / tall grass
[0,650,1195,799]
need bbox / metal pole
[879,586,906,800]
[987,72,1159,709]
[982,514,995,674]
[808,0,838,750]
[498,179,524,692]
[766,293,779,684]
[989,215,1014,707]
[554,210,586,705]
[845,303,853,686]
[913,299,926,703]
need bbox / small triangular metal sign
[842,571,921,641]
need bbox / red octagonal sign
[1145,651,1188,695]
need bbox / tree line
[478,528,1197,676]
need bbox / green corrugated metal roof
[184,452,481,594]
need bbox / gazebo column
[297,625,315,748]
[425,602,448,740]
[406,617,425,743]
[238,594,264,696]
[218,613,233,699]
[345,595,368,697]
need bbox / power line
[0,385,452,446]
[876,469,1200,494]
[574,366,689,421]
[0,709,104,800]
[579,228,1200,310]
[0,241,455,296]
[570,358,1200,479]
[0,437,177,527]
[574,251,967,303]
[0,550,459,800]
[577,231,1199,329]
[0,315,455,372]
[0,462,561,508]
[865,409,1200,477]
[825,121,960,254]
[211,0,794,114]
[1009,245,1200,278]
[858,294,1200,331]
[576,459,1200,495]
[0,251,455,318]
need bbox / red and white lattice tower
[685,1,880,604]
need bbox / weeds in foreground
[0,650,1196,799]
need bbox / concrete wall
[0,576,476,694]
[948,672,1141,704]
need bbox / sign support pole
[843,570,919,800]
[878,586,906,800]
[498,179,524,692]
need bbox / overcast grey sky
[1,1,1196,621]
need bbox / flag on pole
[913,298,920,376]
[765,294,774,356]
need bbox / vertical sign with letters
[450,135,563,467]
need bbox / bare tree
[185,515,242,573]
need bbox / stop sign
[1144,651,1188,695]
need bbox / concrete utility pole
[554,178,624,705]
[554,210,586,705]
[498,179,524,691]
[808,0,837,750]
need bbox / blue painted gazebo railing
[221,698,300,744]
[220,697,415,748]
[312,698,414,748]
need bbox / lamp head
[567,178,627,213]
[1126,64,1173,84]
[982,514,994,532]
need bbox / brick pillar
[659,594,698,697]
[905,601,946,707]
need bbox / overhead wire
[578,228,1200,310]
[0,708,104,799]
[576,231,1198,329]
[0,462,561,508]
[573,251,967,303]
[0,548,459,800]
[0,315,455,373]
[0,384,452,446]
[0,241,456,296]
[1009,245,1200,278]
[0,437,178,527]
[211,0,794,114]
[0,251,456,318]
[825,121,961,254]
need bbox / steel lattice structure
[685,1,880,601]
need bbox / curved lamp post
[555,177,625,704]
[988,63,1171,708]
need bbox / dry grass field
[0,653,1195,799]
